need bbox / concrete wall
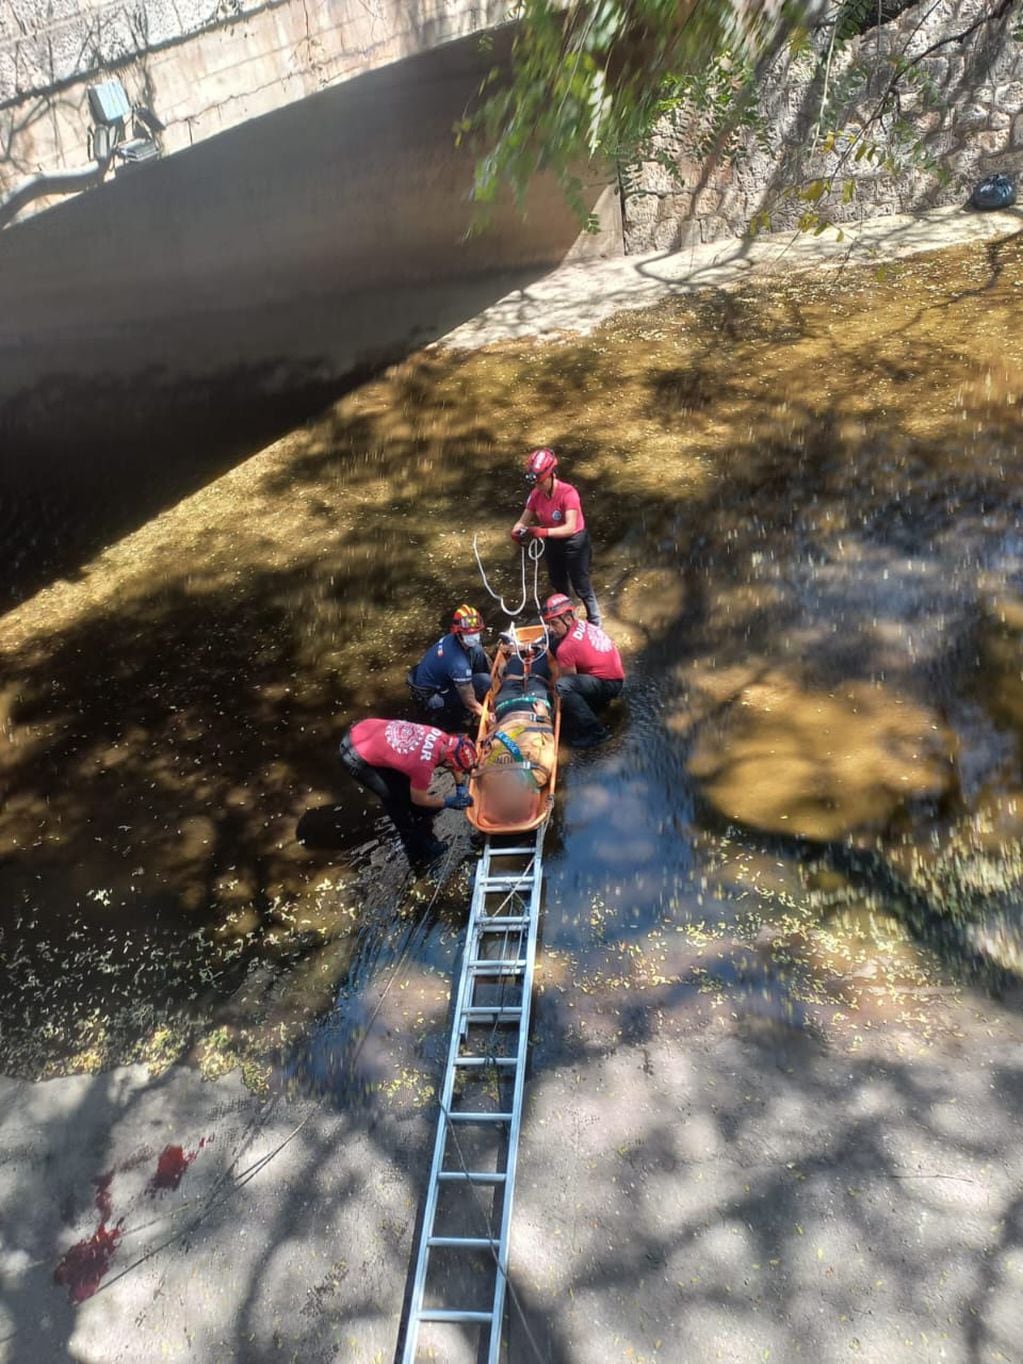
[0,28,620,603]
[0,0,514,210]
[624,0,1023,252]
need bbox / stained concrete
[3,984,1022,1363]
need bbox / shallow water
[4,233,1023,1097]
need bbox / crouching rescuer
[407,604,491,728]
[338,719,477,870]
[542,593,624,747]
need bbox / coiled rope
[472,533,551,662]
[472,533,545,617]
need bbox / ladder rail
[487,833,545,1358]
[402,827,546,1364]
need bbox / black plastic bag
[970,173,1017,211]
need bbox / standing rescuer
[510,448,602,627]
[542,593,624,748]
[338,719,476,869]
[407,604,491,728]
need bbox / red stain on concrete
[53,1222,123,1303]
[148,1135,213,1194]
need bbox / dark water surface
[5,234,1023,1103]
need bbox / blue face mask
[461,632,482,649]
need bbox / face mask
[461,632,481,649]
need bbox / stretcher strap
[492,730,525,763]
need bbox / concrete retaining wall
[624,0,1023,252]
[0,0,513,208]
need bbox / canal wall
[623,0,1023,251]
[0,0,514,214]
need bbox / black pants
[555,674,623,744]
[407,670,490,730]
[338,731,439,866]
[545,529,601,626]
[494,656,553,710]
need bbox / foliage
[464,0,819,221]
[466,0,1017,233]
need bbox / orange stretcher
[466,624,561,835]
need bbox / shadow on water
[0,362,351,607]
[5,231,1023,1107]
[6,230,1023,1364]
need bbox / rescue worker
[338,719,476,869]
[510,448,602,627]
[407,605,491,728]
[542,592,624,748]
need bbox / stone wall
[624,0,1023,253]
[0,0,513,206]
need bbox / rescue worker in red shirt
[338,719,477,869]
[542,592,624,748]
[510,448,602,628]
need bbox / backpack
[970,174,1017,211]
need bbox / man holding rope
[510,448,602,628]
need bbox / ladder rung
[462,1006,522,1019]
[446,1111,512,1123]
[427,1236,499,1249]
[468,959,526,972]
[488,845,535,855]
[437,1171,507,1184]
[481,875,534,888]
[453,1056,517,1067]
[479,916,529,930]
[419,1309,494,1323]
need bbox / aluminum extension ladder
[402,825,547,1363]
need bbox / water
[4,236,1023,1102]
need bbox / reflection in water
[4,235,1023,1099]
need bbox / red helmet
[436,734,478,773]
[525,448,558,485]
[450,604,483,635]
[541,593,575,623]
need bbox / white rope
[471,532,556,668]
[472,534,545,618]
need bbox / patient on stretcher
[476,656,556,826]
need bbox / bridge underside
[0,29,619,602]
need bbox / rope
[472,533,555,672]
[473,534,545,618]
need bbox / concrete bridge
[0,8,620,602]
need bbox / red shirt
[525,478,585,532]
[350,719,446,791]
[555,622,624,681]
